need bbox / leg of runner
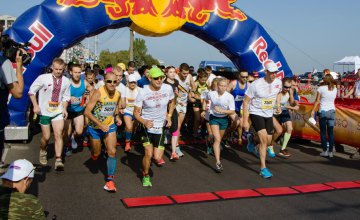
[39,125,51,165]
[268,117,282,158]
[176,111,186,157]
[51,119,65,170]
[170,129,179,160]
[280,121,292,157]
[73,115,84,149]
[205,121,214,155]
[211,124,224,172]
[192,107,201,138]
[258,130,272,178]
[153,129,166,166]
[142,144,153,187]
[63,119,72,156]
[103,132,117,192]
[124,115,134,152]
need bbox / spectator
[0,26,26,168]
[343,68,360,99]
[0,159,45,219]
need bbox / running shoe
[82,138,89,147]
[176,147,184,157]
[328,152,334,158]
[279,149,291,157]
[142,175,152,187]
[267,146,276,158]
[64,147,72,157]
[39,150,48,165]
[260,168,273,179]
[320,151,329,157]
[247,140,255,153]
[54,159,64,170]
[254,146,259,158]
[104,180,117,192]
[215,162,223,173]
[125,142,131,152]
[156,158,165,166]
[207,146,213,155]
[71,135,77,149]
[170,152,179,160]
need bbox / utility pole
[129,28,134,61]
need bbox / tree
[98,38,159,68]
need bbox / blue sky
[1,0,359,74]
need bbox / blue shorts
[124,112,135,121]
[88,124,117,140]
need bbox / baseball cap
[148,66,165,78]
[1,159,35,181]
[128,74,137,82]
[105,67,113,73]
[265,62,279,72]
[330,72,338,80]
[117,63,126,71]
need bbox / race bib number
[100,106,116,116]
[47,101,60,113]
[235,95,244,102]
[70,96,82,105]
[261,99,274,110]
[147,126,163,134]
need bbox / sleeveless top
[89,86,120,128]
[68,78,86,112]
[195,81,208,100]
[231,81,248,112]
[175,74,191,105]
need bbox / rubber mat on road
[354,180,360,184]
[170,192,219,204]
[214,189,262,199]
[324,181,360,189]
[255,187,300,196]
[291,183,334,193]
[122,196,173,208]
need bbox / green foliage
[98,38,159,68]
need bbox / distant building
[0,15,17,30]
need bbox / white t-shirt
[208,73,216,84]
[317,85,337,111]
[203,90,235,118]
[0,58,16,90]
[135,84,174,133]
[124,87,142,114]
[246,77,282,118]
[124,71,141,81]
[116,83,126,96]
[354,80,360,97]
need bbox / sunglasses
[105,80,118,84]
[152,76,164,81]
[240,76,249,78]
[284,86,291,89]
[248,80,254,83]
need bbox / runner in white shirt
[205,65,217,85]
[124,61,141,83]
[121,74,142,152]
[29,58,71,170]
[134,66,175,187]
[174,63,196,156]
[201,78,235,172]
[242,61,282,179]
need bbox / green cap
[148,66,165,78]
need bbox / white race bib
[261,99,274,110]
[47,101,60,113]
[147,126,163,134]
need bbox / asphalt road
[2,133,360,220]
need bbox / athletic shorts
[274,110,292,124]
[39,113,63,125]
[88,124,117,140]
[209,115,229,130]
[190,99,202,108]
[124,112,135,121]
[67,110,84,120]
[141,125,165,149]
[249,114,274,134]
[176,104,187,114]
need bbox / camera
[1,34,32,65]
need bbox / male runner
[242,62,282,178]
[29,58,71,170]
[134,66,175,187]
[85,72,122,192]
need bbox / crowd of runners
[26,57,313,192]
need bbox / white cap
[265,62,279,72]
[1,159,35,181]
[330,72,338,80]
[128,74,137,83]
[308,117,317,126]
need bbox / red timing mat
[291,184,334,193]
[122,196,173,208]
[255,187,300,196]
[170,192,219,204]
[214,189,262,199]
[324,181,360,189]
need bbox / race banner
[292,99,360,149]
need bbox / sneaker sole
[103,187,116,192]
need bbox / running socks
[125,131,132,142]
[107,156,116,180]
[281,132,291,150]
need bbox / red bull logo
[57,0,247,36]
[27,20,54,60]
[250,36,284,79]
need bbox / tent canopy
[333,56,360,73]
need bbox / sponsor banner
[292,102,360,149]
